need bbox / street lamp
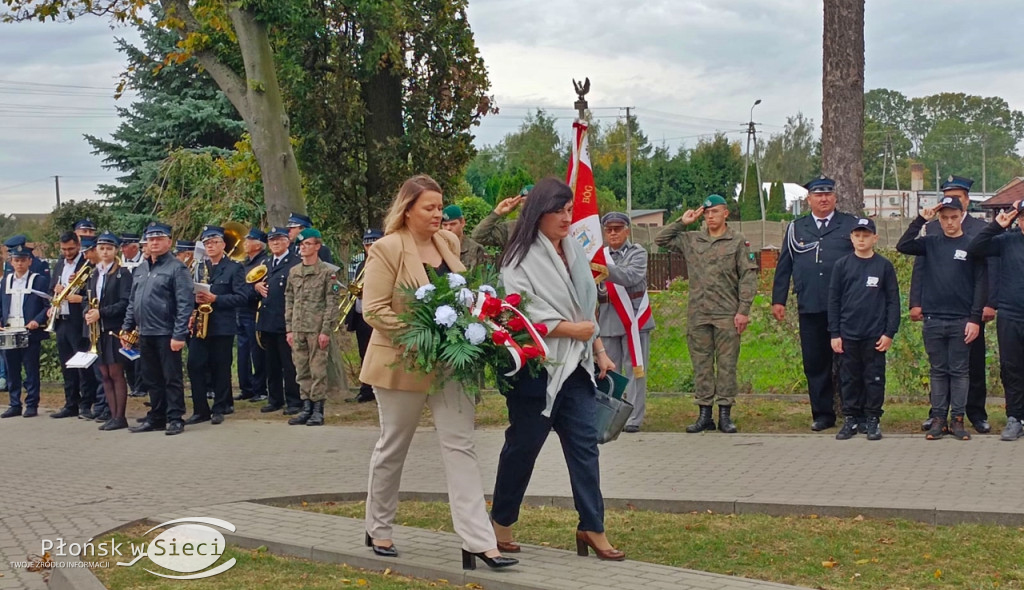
[742,99,766,246]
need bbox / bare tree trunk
[361,25,405,227]
[161,0,305,227]
[822,0,865,215]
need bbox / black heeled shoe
[461,549,518,570]
[364,532,397,557]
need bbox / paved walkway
[3,412,1024,589]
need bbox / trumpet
[87,289,100,355]
[45,263,94,333]
[110,328,140,350]
[334,265,365,332]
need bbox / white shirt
[59,253,82,315]
[813,211,836,229]
[95,261,113,304]
[7,271,30,324]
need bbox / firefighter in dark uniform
[3,235,50,280]
[771,175,858,431]
[183,225,247,425]
[344,228,382,403]
[235,228,269,403]
[0,244,50,418]
[286,212,334,263]
[119,232,145,398]
[255,226,303,414]
[122,222,194,435]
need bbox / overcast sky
[1,0,1022,213]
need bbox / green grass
[297,501,1024,590]
[88,526,461,589]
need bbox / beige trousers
[365,382,497,553]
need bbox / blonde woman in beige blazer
[360,174,518,571]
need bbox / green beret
[442,204,463,221]
[703,194,728,208]
[297,227,322,242]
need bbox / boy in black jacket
[829,218,900,440]
[897,197,986,440]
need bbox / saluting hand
[995,202,1020,228]
[494,195,524,216]
[875,335,893,352]
[920,206,937,221]
[680,207,704,225]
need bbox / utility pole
[625,106,633,219]
[981,137,987,195]
[54,175,61,208]
[742,99,766,247]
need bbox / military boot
[306,401,325,426]
[717,405,737,433]
[288,400,313,425]
[685,406,716,433]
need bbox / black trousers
[354,316,374,397]
[237,314,266,398]
[260,331,300,409]
[188,335,235,416]
[798,312,836,422]
[139,335,185,425]
[966,322,988,423]
[123,354,144,394]
[998,317,1024,420]
[54,319,98,411]
[838,338,887,418]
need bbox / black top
[896,216,986,323]
[256,252,300,334]
[239,251,269,316]
[908,214,999,309]
[828,252,901,340]
[426,260,452,276]
[83,262,133,336]
[122,252,195,339]
[968,222,1024,322]
[771,211,859,314]
[197,258,248,337]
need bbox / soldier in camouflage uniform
[597,212,655,433]
[469,185,531,248]
[655,194,758,433]
[284,228,341,426]
[441,204,487,268]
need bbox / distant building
[630,209,666,228]
[980,177,1024,214]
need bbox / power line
[0,79,116,91]
[0,177,51,194]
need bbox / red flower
[508,316,527,332]
[522,345,543,360]
[481,296,503,318]
[492,331,509,345]
[533,323,549,336]
[504,293,522,307]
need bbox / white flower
[447,273,467,289]
[457,288,476,308]
[478,284,497,296]
[434,305,458,328]
[415,284,436,301]
[464,323,487,346]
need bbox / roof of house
[981,177,1024,208]
[630,209,667,217]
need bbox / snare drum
[0,329,29,350]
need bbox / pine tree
[84,19,245,230]
[739,163,763,221]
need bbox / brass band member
[49,231,100,419]
[0,243,50,418]
[255,227,303,414]
[184,225,247,426]
[85,232,133,431]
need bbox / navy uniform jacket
[49,255,90,330]
[909,215,999,309]
[239,251,269,320]
[256,252,300,334]
[0,271,51,342]
[197,258,247,338]
[83,263,133,335]
[343,259,370,333]
[772,211,858,315]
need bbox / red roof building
[981,177,1024,210]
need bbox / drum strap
[5,272,38,321]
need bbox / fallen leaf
[301,501,308,507]
[853,514,865,521]
[809,514,819,519]
[383,568,391,576]
[878,537,895,545]
[357,579,368,586]
[923,554,931,559]
[855,559,870,565]
[822,560,838,569]
[935,569,942,579]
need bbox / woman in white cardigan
[490,178,625,561]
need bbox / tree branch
[158,0,250,123]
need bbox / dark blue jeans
[923,316,971,419]
[491,365,605,532]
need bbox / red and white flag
[567,120,649,378]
